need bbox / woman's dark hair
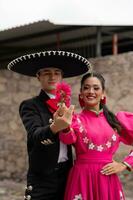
[80,72,122,134]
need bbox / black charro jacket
[19,90,72,181]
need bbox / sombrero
[7,51,90,78]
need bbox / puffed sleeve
[116,111,133,170]
[116,111,133,145]
[123,150,133,170]
[59,114,79,144]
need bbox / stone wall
[0,73,40,180]
[0,52,133,180]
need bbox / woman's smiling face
[80,76,105,111]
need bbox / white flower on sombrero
[7,50,91,78]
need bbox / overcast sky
[1,0,133,30]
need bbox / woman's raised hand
[50,104,75,134]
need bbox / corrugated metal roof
[0,20,133,69]
[0,20,58,39]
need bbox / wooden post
[96,26,102,57]
[56,33,60,50]
[112,34,118,55]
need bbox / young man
[7,51,90,200]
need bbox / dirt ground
[0,173,132,200]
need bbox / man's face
[37,68,63,93]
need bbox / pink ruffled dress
[59,110,133,200]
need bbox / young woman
[59,72,133,200]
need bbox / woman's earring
[100,96,106,104]
[78,94,85,108]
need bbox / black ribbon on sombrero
[7,51,91,78]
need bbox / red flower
[55,82,71,107]
[46,82,72,114]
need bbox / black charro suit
[19,90,72,200]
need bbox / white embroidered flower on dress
[73,193,83,200]
[83,137,89,144]
[88,143,95,149]
[79,126,84,133]
[106,141,111,148]
[129,151,133,156]
[119,191,124,200]
[112,134,117,141]
[77,118,81,123]
[97,145,104,152]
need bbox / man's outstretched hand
[50,104,75,134]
